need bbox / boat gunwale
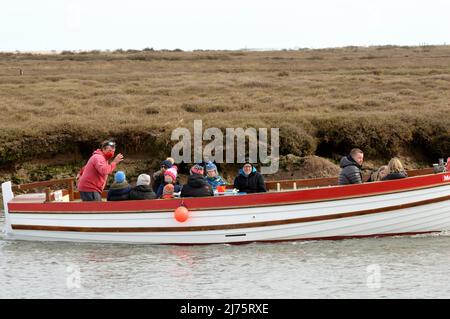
[6,172,450,214]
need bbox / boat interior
[6,168,436,204]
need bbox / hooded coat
[77,149,117,193]
[107,181,131,201]
[233,166,267,193]
[338,155,363,185]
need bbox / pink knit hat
[164,166,178,182]
[190,164,204,175]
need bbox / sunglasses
[103,141,116,148]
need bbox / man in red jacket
[77,140,124,201]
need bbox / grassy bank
[0,46,449,183]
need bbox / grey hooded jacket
[338,156,363,185]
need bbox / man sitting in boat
[205,161,227,190]
[233,161,267,193]
[382,158,408,181]
[129,174,157,200]
[338,148,364,185]
[107,171,131,201]
[180,164,214,198]
[77,140,124,201]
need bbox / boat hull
[3,177,450,244]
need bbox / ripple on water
[1,212,450,298]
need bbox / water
[1,213,450,298]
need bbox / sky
[0,0,449,51]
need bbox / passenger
[446,157,450,172]
[338,148,364,185]
[233,161,267,193]
[152,159,173,193]
[162,183,175,199]
[107,171,131,201]
[180,164,214,198]
[368,165,389,182]
[129,174,157,200]
[156,166,181,198]
[77,140,124,201]
[205,161,226,190]
[382,158,408,181]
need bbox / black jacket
[180,174,214,198]
[107,182,131,201]
[338,156,363,185]
[382,171,408,181]
[129,185,157,200]
[233,168,267,193]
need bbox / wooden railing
[264,168,434,191]
[12,178,75,202]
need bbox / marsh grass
[0,46,449,172]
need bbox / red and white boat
[2,169,450,244]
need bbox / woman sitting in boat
[156,166,181,198]
[180,164,214,198]
[77,140,124,201]
[107,171,131,201]
[205,161,226,190]
[233,161,267,193]
[382,158,408,181]
[367,165,388,182]
[129,174,156,200]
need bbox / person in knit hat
[129,173,157,200]
[152,159,173,192]
[107,170,131,201]
[162,183,175,199]
[190,163,204,176]
[156,166,181,198]
[181,164,213,198]
[205,161,226,190]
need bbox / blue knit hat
[114,171,126,183]
[161,160,173,169]
[205,161,217,172]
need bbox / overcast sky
[1,0,449,51]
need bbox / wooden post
[277,183,281,192]
[45,188,51,202]
[293,182,297,190]
[68,179,74,201]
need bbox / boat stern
[1,181,14,236]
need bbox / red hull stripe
[7,173,450,214]
[10,194,450,233]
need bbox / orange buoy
[174,206,189,222]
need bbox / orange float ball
[174,206,189,222]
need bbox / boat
[2,168,450,244]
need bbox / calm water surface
[1,213,450,298]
